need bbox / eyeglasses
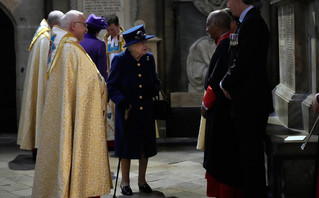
[135,30,146,40]
[75,21,88,28]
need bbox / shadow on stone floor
[114,190,177,198]
[8,153,35,170]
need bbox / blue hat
[86,14,108,29]
[123,25,155,47]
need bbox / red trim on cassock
[203,85,216,110]
[206,171,244,198]
[107,140,114,147]
[216,32,231,46]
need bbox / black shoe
[121,185,133,196]
[139,183,152,193]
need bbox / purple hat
[123,25,155,47]
[86,14,108,29]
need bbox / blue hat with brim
[86,14,108,29]
[123,24,155,47]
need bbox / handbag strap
[153,89,166,101]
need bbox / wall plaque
[82,0,122,17]
[278,4,295,91]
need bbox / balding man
[220,0,273,197]
[200,9,244,197]
[32,10,112,198]
[17,10,63,158]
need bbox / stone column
[147,37,161,72]
[301,0,319,132]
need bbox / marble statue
[186,36,216,92]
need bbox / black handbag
[152,89,171,120]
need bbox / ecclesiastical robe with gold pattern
[17,19,51,150]
[32,26,112,198]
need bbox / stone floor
[0,135,206,198]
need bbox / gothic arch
[0,2,17,133]
[0,2,17,26]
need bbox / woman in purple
[80,14,108,80]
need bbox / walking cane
[113,105,131,198]
[301,115,319,150]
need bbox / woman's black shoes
[138,183,152,193]
[121,185,133,196]
[120,183,152,195]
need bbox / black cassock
[203,37,242,188]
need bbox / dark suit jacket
[220,8,273,197]
[221,8,273,117]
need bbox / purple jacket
[80,33,108,80]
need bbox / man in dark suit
[220,0,274,197]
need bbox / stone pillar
[12,0,44,121]
[147,37,161,71]
[272,0,309,129]
[301,0,319,132]
[301,37,317,132]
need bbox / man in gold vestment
[32,10,112,198]
[17,11,63,153]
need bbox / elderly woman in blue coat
[107,24,160,196]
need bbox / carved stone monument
[170,0,223,106]
[268,1,318,197]
[272,2,309,129]
[193,0,226,15]
[167,0,225,137]
[186,36,216,93]
[72,0,137,32]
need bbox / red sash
[216,32,231,47]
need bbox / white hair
[207,10,231,30]
[47,10,64,26]
[60,10,84,30]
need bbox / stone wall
[0,0,70,131]
[0,0,45,131]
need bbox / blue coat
[107,49,160,159]
[80,33,108,80]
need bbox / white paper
[284,136,306,141]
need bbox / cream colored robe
[17,19,50,149]
[197,116,206,150]
[197,90,206,150]
[32,26,112,198]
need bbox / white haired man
[32,10,112,198]
[17,10,63,159]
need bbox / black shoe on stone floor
[139,183,152,193]
[121,185,133,196]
